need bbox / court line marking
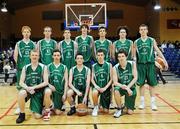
[2,109,179,118]
[0,122,180,126]
[145,86,180,113]
[1,104,180,109]
[3,110,178,117]
[133,112,178,114]
[1,92,180,120]
[155,93,180,113]
[0,100,17,119]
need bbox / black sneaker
[16,113,25,123]
[163,81,168,85]
[67,107,76,116]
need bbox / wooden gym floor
[0,83,180,129]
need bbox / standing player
[37,26,57,65]
[91,49,112,116]
[16,50,48,123]
[113,26,133,62]
[134,24,168,110]
[59,28,78,71]
[113,49,137,118]
[45,49,68,119]
[66,53,91,115]
[14,26,36,114]
[94,26,112,62]
[58,29,77,110]
[75,24,94,68]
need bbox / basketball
[156,57,165,70]
[76,103,88,116]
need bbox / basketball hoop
[65,3,107,30]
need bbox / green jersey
[75,35,93,62]
[135,37,155,63]
[24,63,45,87]
[114,61,135,89]
[94,39,111,62]
[38,39,57,65]
[72,66,89,92]
[48,63,66,94]
[59,40,76,71]
[92,62,111,88]
[114,39,132,60]
[17,40,36,70]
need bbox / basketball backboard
[65,3,107,30]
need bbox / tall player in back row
[59,28,78,71]
[113,26,133,62]
[94,26,112,62]
[37,26,57,65]
[75,24,94,68]
[134,24,168,110]
[14,26,36,114]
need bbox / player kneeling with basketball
[67,52,91,116]
[16,50,49,123]
[113,49,137,118]
[43,49,68,120]
[91,49,112,116]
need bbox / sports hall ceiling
[1,0,180,13]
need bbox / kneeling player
[67,52,91,115]
[113,49,137,118]
[91,49,112,116]
[44,49,68,120]
[16,50,48,123]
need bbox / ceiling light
[154,1,161,10]
[1,2,8,13]
[154,4,161,10]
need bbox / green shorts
[137,63,158,87]
[114,86,136,110]
[52,91,64,110]
[29,89,44,114]
[93,87,111,109]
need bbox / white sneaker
[151,103,158,111]
[14,107,20,115]
[61,104,66,111]
[110,103,114,109]
[113,109,122,118]
[92,106,99,116]
[139,101,145,110]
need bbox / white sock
[45,108,50,112]
[140,96,145,102]
[151,97,156,103]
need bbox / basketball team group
[14,24,168,123]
